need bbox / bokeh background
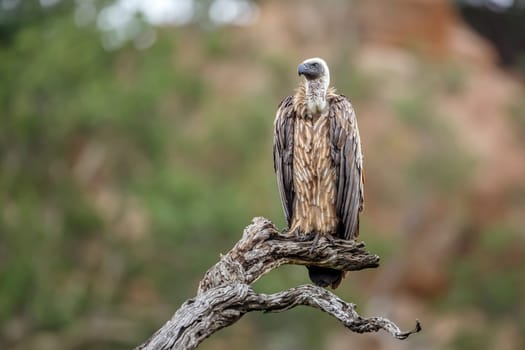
[1,0,525,349]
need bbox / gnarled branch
[198,217,379,293]
[135,217,420,350]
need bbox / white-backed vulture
[273,57,365,289]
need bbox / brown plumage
[273,58,364,289]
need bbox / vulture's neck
[305,79,327,115]
[294,80,332,119]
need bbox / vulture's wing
[273,96,295,226]
[329,95,364,240]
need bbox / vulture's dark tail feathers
[307,266,345,289]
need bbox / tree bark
[135,217,420,350]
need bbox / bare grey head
[297,57,330,113]
[298,57,330,90]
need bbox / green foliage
[203,29,229,57]
[451,329,489,350]
[0,3,284,348]
[507,92,525,143]
[444,225,525,318]
[332,57,377,102]
[428,61,467,95]
[393,92,474,192]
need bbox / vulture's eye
[312,62,319,68]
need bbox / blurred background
[1,0,525,349]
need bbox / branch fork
[136,217,420,350]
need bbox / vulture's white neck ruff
[305,78,329,115]
[303,60,330,115]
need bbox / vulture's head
[297,57,330,92]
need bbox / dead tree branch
[135,217,420,350]
[198,217,379,293]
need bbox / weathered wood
[198,217,379,294]
[135,217,420,350]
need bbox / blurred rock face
[355,0,498,66]
[357,0,458,56]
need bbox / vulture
[273,57,365,289]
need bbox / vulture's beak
[297,63,308,76]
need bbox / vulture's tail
[307,266,345,289]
